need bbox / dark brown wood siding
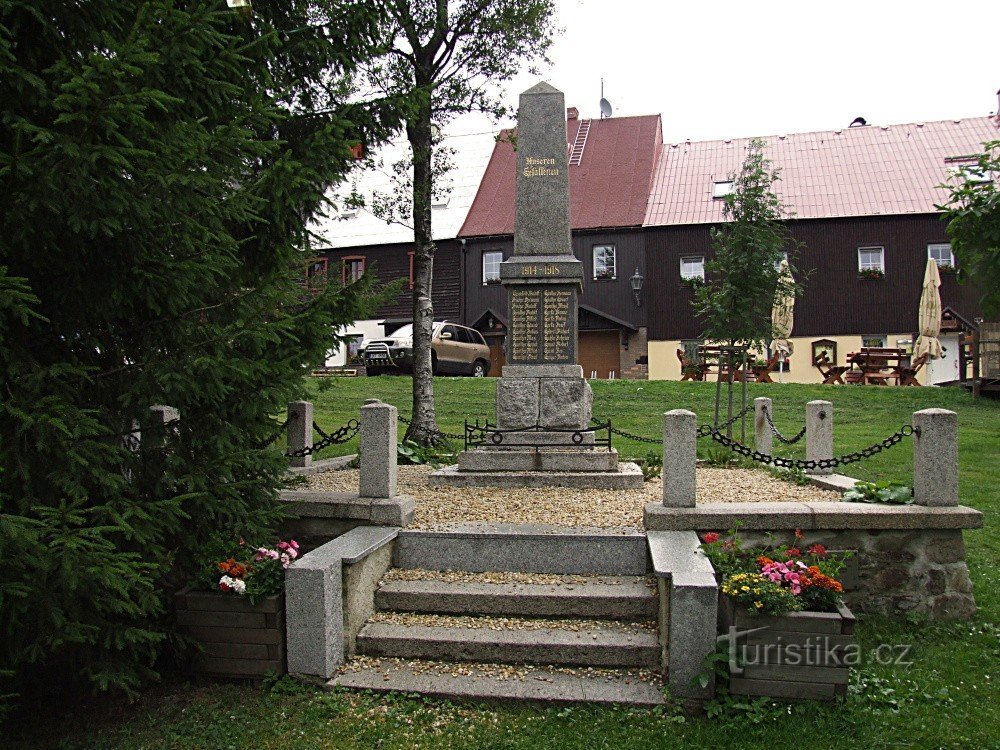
[462,229,647,330]
[645,214,983,341]
[320,240,461,321]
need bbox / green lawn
[13,379,998,750]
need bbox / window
[928,243,955,269]
[305,257,328,289]
[680,256,705,280]
[408,251,414,289]
[774,251,789,271]
[454,327,474,344]
[857,246,884,273]
[440,324,460,340]
[342,256,365,284]
[593,245,616,280]
[712,180,734,199]
[811,339,837,366]
[959,164,990,184]
[862,334,887,349]
[472,330,487,346]
[483,250,503,284]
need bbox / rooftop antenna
[599,77,613,119]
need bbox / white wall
[324,319,385,367]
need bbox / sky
[483,0,1000,143]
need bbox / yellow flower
[754,601,763,609]
[741,586,750,592]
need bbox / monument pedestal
[429,81,642,491]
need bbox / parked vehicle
[364,322,491,377]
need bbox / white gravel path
[303,464,838,530]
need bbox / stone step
[329,658,666,707]
[355,618,660,668]
[457,448,619,473]
[393,525,650,576]
[375,575,657,620]
[429,463,643,489]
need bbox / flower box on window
[858,268,884,280]
[593,269,616,281]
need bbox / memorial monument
[430,82,641,489]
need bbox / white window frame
[712,180,734,199]
[858,246,884,273]
[861,334,887,349]
[482,250,503,284]
[680,256,705,280]
[959,164,991,184]
[593,244,617,280]
[928,243,955,268]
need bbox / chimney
[567,106,579,120]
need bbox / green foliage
[769,466,813,486]
[703,446,736,467]
[941,140,1000,317]
[637,450,662,480]
[397,440,456,468]
[843,481,913,504]
[694,139,801,349]
[0,0,395,699]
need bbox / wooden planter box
[175,586,286,679]
[719,596,855,701]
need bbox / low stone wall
[644,502,982,619]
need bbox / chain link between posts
[397,414,466,441]
[762,406,807,445]
[284,419,360,458]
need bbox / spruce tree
[0,0,395,698]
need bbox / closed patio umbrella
[771,259,795,382]
[914,257,943,360]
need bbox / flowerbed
[175,536,300,679]
[703,529,856,701]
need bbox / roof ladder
[569,119,591,166]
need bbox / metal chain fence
[762,406,807,445]
[284,419,360,458]
[697,422,915,471]
[397,414,466,442]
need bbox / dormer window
[712,180,734,199]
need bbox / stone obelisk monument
[430,82,641,488]
[496,81,592,433]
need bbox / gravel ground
[382,569,655,588]
[304,463,838,530]
[368,611,656,632]
[336,656,663,685]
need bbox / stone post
[913,408,958,506]
[359,399,397,499]
[147,404,179,434]
[287,400,313,469]
[662,410,697,508]
[805,400,833,475]
[754,397,772,456]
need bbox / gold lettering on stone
[523,156,559,178]
[520,264,562,277]
[542,289,572,362]
[510,289,541,362]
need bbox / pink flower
[808,543,827,556]
[290,540,300,550]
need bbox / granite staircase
[331,568,666,706]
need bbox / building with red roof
[642,115,997,384]
[459,109,664,378]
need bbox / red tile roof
[644,116,1000,226]
[458,114,662,237]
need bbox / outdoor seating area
[835,348,928,386]
[678,346,784,383]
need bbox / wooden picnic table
[696,346,778,382]
[814,351,849,384]
[846,348,907,385]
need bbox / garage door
[579,330,620,379]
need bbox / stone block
[913,408,959,506]
[931,594,977,619]
[359,399,396,499]
[923,531,966,564]
[501,364,584,379]
[662,410,697,508]
[806,400,833,475]
[496,378,539,429]
[539,378,593,429]
[285,526,398,678]
[428,462,643,489]
[287,400,313,469]
[754,398,772,457]
[456,448,618,472]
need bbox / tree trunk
[406,84,440,445]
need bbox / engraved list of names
[509,287,574,364]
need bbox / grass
[11,378,999,750]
